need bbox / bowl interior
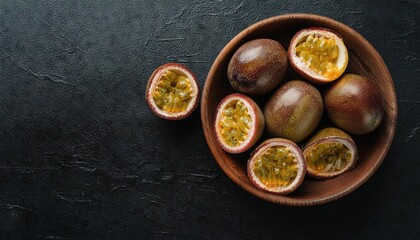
[201,14,397,206]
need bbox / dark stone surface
[0,0,419,239]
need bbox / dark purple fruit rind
[227,39,287,95]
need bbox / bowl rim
[200,13,397,206]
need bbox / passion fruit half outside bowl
[200,14,397,206]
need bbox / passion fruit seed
[305,142,351,174]
[253,146,299,188]
[152,70,193,113]
[296,34,340,79]
[220,100,251,147]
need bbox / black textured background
[1,1,419,239]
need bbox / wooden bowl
[201,14,397,206]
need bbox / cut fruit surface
[248,138,306,195]
[305,142,351,174]
[219,100,252,147]
[153,70,193,113]
[303,128,358,179]
[289,27,348,84]
[252,146,298,188]
[214,93,264,154]
[146,63,199,120]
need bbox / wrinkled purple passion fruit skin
[227,39,287,95]
[264,80,323,143]
[324,74,384,135]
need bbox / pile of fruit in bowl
[201,13,397,207]
[212,27,384,195]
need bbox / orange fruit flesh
[253,146,298,188]
[219,100,251,147]
[305,142,351,174]
[153,70,193,113]
[296,34,341,80]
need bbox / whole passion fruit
[302,127,358,179]
[145,63,199,120]
[214,93,265,154]
[288,27,348,84]
[264,80,323,143]
[247,138,306,195]
[324,74,384,135]
[227,39,288,95]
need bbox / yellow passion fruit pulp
[289,27,348,84]
[146,63,199,120]
[305,142,351,174]
[219,100,251,148]
[296,34,340,80]
[214,93,264,154]
[153,70,193,113]
[303,128,358,179]
[252,146,299,188]
[247,138,306,195]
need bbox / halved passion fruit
[145,63,199,120]
[247,138,306,195]
[214,93,264,154]
[302,127,358,179]
[288,27,348,84]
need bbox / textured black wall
[0,0,419,239]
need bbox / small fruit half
[145,63,199,120]
[302,127,358,179]
[247,138,306,195]
[288,27,348,84]
[214,93,264,154]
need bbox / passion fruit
[324,74,384,135]
[145,63,199,120]
[214,93,265,154]
[264,80,323,143]
[288,27,348,84]
[247,138,306,195]
[303,127,358,179]
[227,39,288,95]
